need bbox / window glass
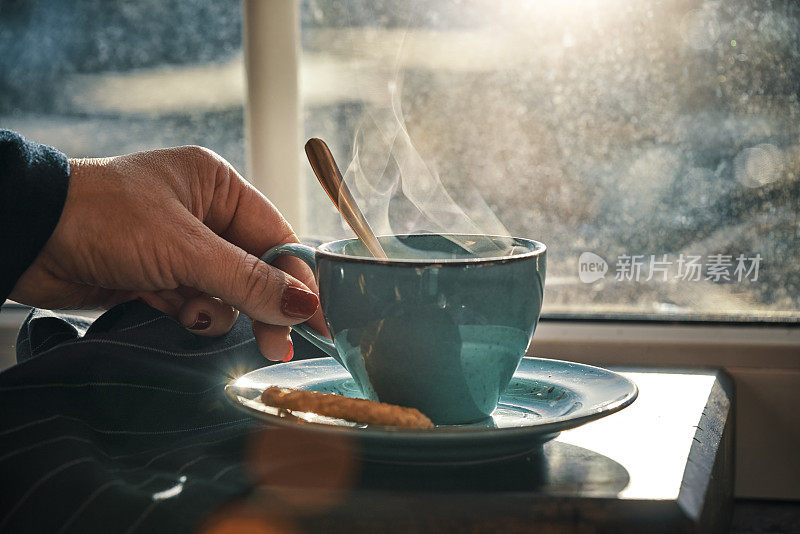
[0,0,245,171]
[301,0,800,322]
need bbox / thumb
[182,227,319,326]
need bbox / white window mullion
[243,0,305,235]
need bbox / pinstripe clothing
[0,301,303,533]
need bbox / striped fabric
[0,301,308,533]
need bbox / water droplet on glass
[680,9,720,50]
[734,144,785,187]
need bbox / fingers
[183,225,319,327]
[136,290,240,337]
[174,151,327,351]
[136,290,183,316]
[202,163,297,259]
[140,283,305,360]
[253,321,294,362]
[301,302,329,338]
[199,161,322,322]
[178,295,239,337]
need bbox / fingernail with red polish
[189,312,212,331]
[281,286,319,319]
[281,343,294,362]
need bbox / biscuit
[260,386,434,429]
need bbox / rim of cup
[314,233,547,266]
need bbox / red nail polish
[281,286,319,319]
[189,312,211,330]
[281,343,294,362]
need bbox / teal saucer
[225,357,638,465]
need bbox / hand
[10,145,327,361]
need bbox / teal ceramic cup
[261,234,546,425]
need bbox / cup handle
[259,243,341,364]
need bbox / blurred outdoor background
[1,0,798,321]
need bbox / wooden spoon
[305,138,388,259]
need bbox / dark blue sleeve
[0,130,71,303]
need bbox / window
[3,0,798,323]
[298,0,800,322]
[0,0,245,171]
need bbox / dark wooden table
[218,368,733,533]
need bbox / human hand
[10,145,326,361]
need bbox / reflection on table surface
[360,441,630,496]
[557,371,718,500]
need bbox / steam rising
[339,40,513,257]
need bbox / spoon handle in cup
[304,138,388,259]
